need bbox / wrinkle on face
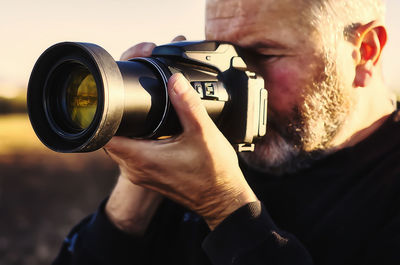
[206,0,318,51]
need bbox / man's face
[206,0,355,173]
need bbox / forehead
[206,0,317,49]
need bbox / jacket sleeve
[202,201,314,265]
[52,199,155,265]
[53,199,314,265]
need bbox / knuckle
[172,35,186,42]
[130,176,145,186]
[138,42,156,56]
[120,42,156,60]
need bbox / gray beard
[240,53,354,176]
[239,127,328,176]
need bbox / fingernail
[171,74,189,96]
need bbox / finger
[167,73,212,134]
[105,137,177,180]
[105,136,152,160]
[120,42,156,61]
[171,35,186,42]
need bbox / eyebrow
[241,40,287,51]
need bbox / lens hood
[27,42,124,152]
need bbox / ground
[0,114,119,265]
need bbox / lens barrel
[28,42,183,152]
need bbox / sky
[0,0,399,97]
[0,0,206,97]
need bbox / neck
[330,82,395,150]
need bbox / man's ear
[353,20,387,87]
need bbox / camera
[27,41,267,153]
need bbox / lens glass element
[65,68,98,129]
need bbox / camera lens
[28,42,125,152]
[44,61,100,136]
[64,66,98,130]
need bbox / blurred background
[0,0,205,264]
[0,0,398,264]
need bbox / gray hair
[303,0,386,47]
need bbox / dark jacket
[53,111,400,265]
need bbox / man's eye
[259,54,281,61]
[237,48,282,67]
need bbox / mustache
[263,108,303,146]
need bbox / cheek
[262,62,306,117]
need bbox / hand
[105,72,258,230]
[119,35,186,60]
[105,37,185,235]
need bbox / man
[54,0,400,264]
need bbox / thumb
[168,73,212,134]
